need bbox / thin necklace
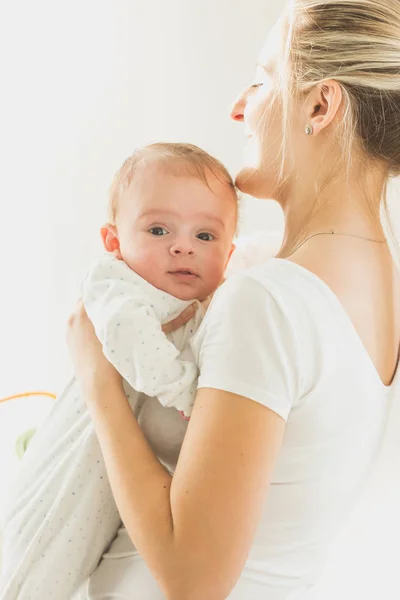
[286,230,387,257]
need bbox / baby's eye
[149,227,168,236]
[197,232,215,241]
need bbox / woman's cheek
[243,135,262,168]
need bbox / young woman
[68,1,400,598]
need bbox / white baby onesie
[0,253,204,600]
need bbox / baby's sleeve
[191,273,301,421]
[82,256,198,417]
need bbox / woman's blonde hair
[108,142,238,225]
[272,0,400,257]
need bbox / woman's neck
[278,165,387,257]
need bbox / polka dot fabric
[0,254,203,600]
[83,253,200,418]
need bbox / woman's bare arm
[83,379,285,600]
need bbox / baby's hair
[108,142,238,225]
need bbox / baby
[0,142,238,600]
[83,141,237,420]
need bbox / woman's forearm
[83,380,183,597]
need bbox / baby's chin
[168,286,209,303]
[163,280,214,303]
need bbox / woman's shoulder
[192,259,314,419]
[222,257,317,308]
[213,258,335,356]
[225,230,283,278]
[224,230,332,308]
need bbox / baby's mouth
[169,269,199,278]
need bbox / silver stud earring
[305,125,313,136]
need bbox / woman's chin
[235,166,272,199]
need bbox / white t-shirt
[84,258,399,600]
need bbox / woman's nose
[230,90,247,122]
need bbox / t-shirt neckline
[272,257,400,392]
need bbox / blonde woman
[67,1,400,599]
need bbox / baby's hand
[161,303,198,334]
[161,289,217,335]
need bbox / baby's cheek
[201,260,225,294]
[122,247,162,284]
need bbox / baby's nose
[170,241,194,256]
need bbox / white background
[1,1,400,597]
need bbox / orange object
[0,392,57,405]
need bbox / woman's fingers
[66,298,84,330]
[162,303,197,334]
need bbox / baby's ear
[223,244,236,274]
[100,223,122,259]
[227,243,236,263]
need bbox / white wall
[1,0,283,396]
[1,1,399,597]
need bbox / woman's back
[290,237,400,386]
[230,257,400,598]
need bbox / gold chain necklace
[287,229,387,257]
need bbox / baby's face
[111,166,237,301]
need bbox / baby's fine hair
[108,142,238,225]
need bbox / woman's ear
[100,224,122,259]
[306,79,343,136]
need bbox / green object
[15,428,37,459]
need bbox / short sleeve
[190,274,301,421]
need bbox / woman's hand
[66,299,123,395]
